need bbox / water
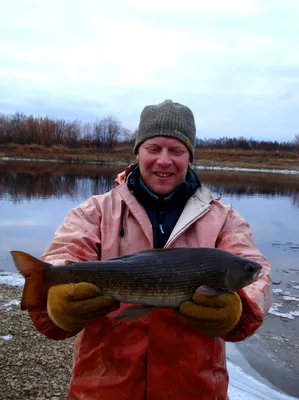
[0,160,298,274]
[1,159,299,397]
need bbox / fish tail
[10,251,49,310]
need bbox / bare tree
[10,112,27,144]
[93,120,104,149]
[102,116,123,150]
[0,113,10,143]
[94,116,123,150]
[81,122,93,146]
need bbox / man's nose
[157,149,171,165]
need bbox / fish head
[224,258,263,291]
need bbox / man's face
[137,136,190,195]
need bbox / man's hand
[178,292,242,337]
[47,282,120,333]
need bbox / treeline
[196,135,299,151]
[0,112,135,150]
[0,111,298,151]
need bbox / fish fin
[10,251,49,310]
[113,305,154,322]
[195,285,229,296]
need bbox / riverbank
[0,284,74,400]
[1,144,299,171]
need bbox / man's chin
[151,185,174,196]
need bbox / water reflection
[0,161,298,207]
[194,169,299,208]
[0,162,119,203]
[1,160,298,274]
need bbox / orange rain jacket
[29,166,272,400]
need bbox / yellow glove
[47,282,120,333]
[178,292,242,337]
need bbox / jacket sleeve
[28,196,103,340]
[216,207,272,342]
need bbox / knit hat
[133,99,196,161]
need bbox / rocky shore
[0,285,74,400]
[1,279,299,399]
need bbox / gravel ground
[0,285,75,400]
[1,281,299,399]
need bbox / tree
[102,116,123,150]
[94,116,123,150]
[122,128,138,144]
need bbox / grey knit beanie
[133,99,196,161]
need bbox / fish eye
[245,263,257,274]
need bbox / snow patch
[273,289,283,293]
[269,336,285,342]
[3,299,21,310]
[273,289,291,296]
[283,296,299,302]
[0,271,25,287]
[194,165,299,175]
[269,303,299,320]
[0,335,13,341]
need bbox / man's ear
[136,154,139,161]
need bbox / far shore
[1,145,299,172]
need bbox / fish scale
[39,248,261,307]
[11,247,263,310]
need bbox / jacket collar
[164,185,214,247]
[126,164,201,210]
[115,165,215,247]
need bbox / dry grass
[1,144,299,170]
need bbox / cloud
[278,91,293,101]
[0,0,298,140]
[127,0,262,16]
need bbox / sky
[0,0,298,141]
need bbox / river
[1,160,298,274]
[0,159,299,396]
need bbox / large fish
[11,248,263,312]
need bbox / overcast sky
[1,0,298,141]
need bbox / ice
[227,361,299,400]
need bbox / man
[29,99,272,399]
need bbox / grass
[1,144,299,171]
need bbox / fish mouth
[253,270,264,282]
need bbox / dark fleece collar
[127,163,201,210]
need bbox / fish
[11,247,263,314]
